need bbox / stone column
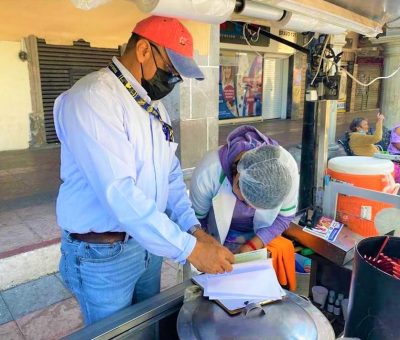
[327,34,347,150]
[371,34,400,129]
[163,25,220,170]
[24,35,46,147]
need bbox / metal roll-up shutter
[37,38,119,143]
[262,58,284,119]
[354,58,382,111]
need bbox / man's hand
[187,240,234,274]
[192,229,220,246]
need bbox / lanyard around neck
[108,61,174,142]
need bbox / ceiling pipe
[233,0,347,34]
[270,0,382,37]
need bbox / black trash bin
[344,236,400,340]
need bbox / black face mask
[141,67,175,100]
[141,49,176,100]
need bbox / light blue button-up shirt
[53,57,198,263]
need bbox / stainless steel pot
[177,290,334,340]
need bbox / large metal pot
[344,236,400,340]
[177,290,334,340]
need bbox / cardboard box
[284,219,364,266]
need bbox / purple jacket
[388,124,400,155]
[218,125,294,246]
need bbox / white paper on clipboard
[192,258,285,312]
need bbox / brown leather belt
[70,232,129,244]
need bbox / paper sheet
[193,258,285,311]
[234,248,269,264]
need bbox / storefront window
[219,51,263,119]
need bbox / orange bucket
[327,157,395,236]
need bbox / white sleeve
[189,150,222,219]
[279,146,299,217]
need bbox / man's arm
[165,155,200,232]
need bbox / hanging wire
[237,21,400,88]
[342,64,400,87]
[242,23,264,57]
[303,33,315,47]
[310,35,330,86]
[320,56,400,87]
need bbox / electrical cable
[342,65,400,87]
[320,56,400,87]
[310,35,330,86]
[385,16,400,25]
[237,21,400,89]
[242,23,264,57]
[303,34,315,47]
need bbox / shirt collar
[111,56,152,104]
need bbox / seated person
[349,113,384,156]
[388,124,400,155]
[190,126,299,290]
[388,124,400,183]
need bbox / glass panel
[219,51,264,119]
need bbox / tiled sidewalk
[0,201,59,259]
[0,260,180,340]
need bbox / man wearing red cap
[53,16,234,325]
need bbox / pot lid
[177,290,334,340]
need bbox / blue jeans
[59,231,163,325]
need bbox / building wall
[0,0,210,54]
[0,0,214,152]
[0,41,31,151]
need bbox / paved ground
[0,261,181,339]
[0,109,379,339]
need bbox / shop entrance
[262,58,286,119]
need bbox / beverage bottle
[333,298,341,316]
[327,296,334,313]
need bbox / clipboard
[192,274,285,315]
[191,252,286,315]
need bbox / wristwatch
[188,224,203,235]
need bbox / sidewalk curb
[0,242,60,290]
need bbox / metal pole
[299,100,318,210]
[314,100,330,207]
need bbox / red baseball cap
[133,16,204,80]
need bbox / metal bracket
[242,302,266,317]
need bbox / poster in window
[219,53,263,119]
[219,65,239,119]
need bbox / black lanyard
[108,61,174,142]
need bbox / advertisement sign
[219,53,263,120]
